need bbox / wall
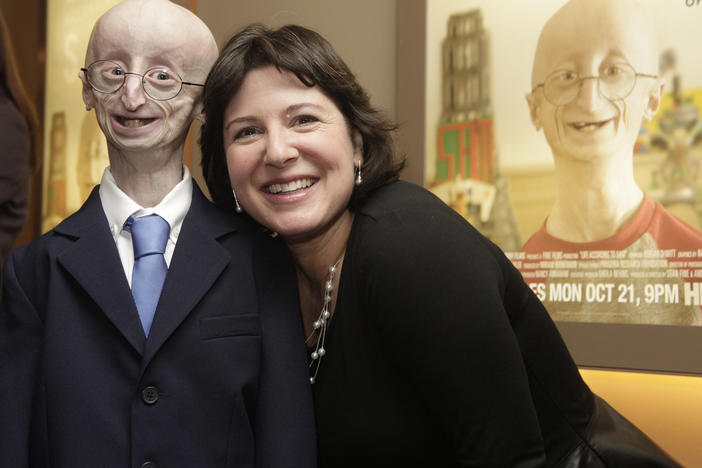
[581,369,702,467]
[198,0,396,118]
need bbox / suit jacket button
[141,462,156,468]
[141,386,159,405]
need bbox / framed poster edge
[556,321,702,375]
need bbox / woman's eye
[294,115,318,126]
[234,127,261,140]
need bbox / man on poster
[521,0,702,325]
[0,1,316,466]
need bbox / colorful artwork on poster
[436,120,495,183]
[430,9,522,250]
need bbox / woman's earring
[355,160,362,186]
[232,188,243,213]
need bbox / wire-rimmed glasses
[532,63,657,106]
[81,60,204,101]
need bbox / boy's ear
[193,100,206,124]
[80,70,95,110]
[643,80,665,122]
[526,92,542,131]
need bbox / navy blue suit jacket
[0,182,316,467]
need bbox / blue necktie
[123,214,170,337]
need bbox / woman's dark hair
[200,23,404,212]
[0,9,40,172]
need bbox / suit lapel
[55,188,146,355]
[141,183,239,368]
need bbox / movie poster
[425,0,702,372]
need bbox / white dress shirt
[98,165,193,287]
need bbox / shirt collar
[99,165,193,242]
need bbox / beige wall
[199,0,396,118]
[581,369,702,467]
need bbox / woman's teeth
[266,178,315,194]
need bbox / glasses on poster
[532,63,657,106]
[81,60,204,101]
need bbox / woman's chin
[252,206,353,244]
[273,225,317,242]
[256,216,316,241]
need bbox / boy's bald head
[531,0,658,89]
[85,0,218,71]
[526,0,663,164]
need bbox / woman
[201,24,679,467]
[0,9,39,279]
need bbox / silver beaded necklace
[306,255,343,384]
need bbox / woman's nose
[264,128,299,167]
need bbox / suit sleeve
[0,249,44,467]
[252,240,317,468]
[355,210,546,467]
